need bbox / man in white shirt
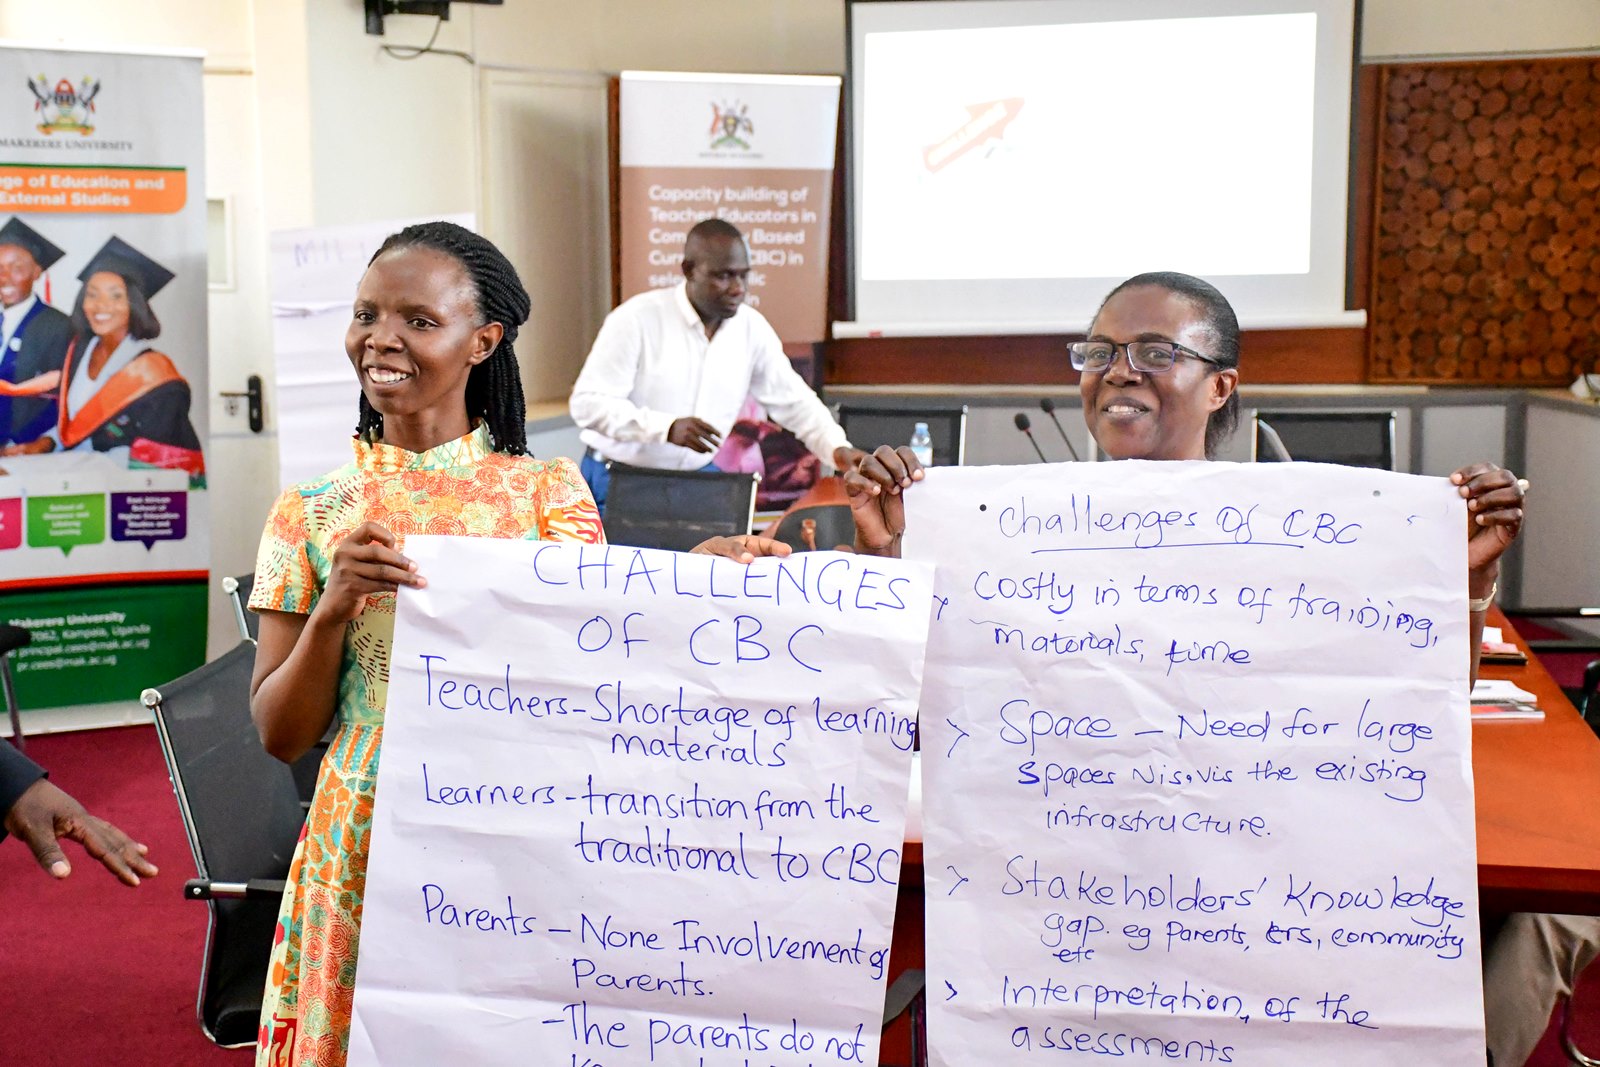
[0,217,72,446]
[570,218,861,511]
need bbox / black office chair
[767,504,856,552]
[603,463,760,552]
[1505,608,1600,728]
[0,624,30,750]
[144,642,306,1047]
[222,570,326,801]
[1254,418,1293,462]
[1583,660,1600,733]
[1252,411,1397,469]
[882,967,927,1067]
[835,405,968,466]
[222,572,257,643]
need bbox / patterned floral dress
[249,426,603,1066]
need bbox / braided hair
[355,221,531,455]
[1092,271,1241,460]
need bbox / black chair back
[0,624,31,749]
[769,504,856,552]
[836,405,968,466]
[222,573,257,642]
[1252,411,1397,470]
[145,642,305,1046]
[604,463,760,551]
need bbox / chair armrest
[1528,639,1600,653]
[1507,608,1600,619]
[184,877,287,901]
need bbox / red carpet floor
[0,726,249,1066]
[0,726,1587,1066]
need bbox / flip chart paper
[348,536,933,1066]
[908,462,1481,1066]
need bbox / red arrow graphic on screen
[922,98,1024,173]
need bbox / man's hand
[832,446,867,473]
[691,535,793,564]
[667,417,723,454]
[845,445,924,557]
[4,778,158,886]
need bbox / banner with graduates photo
[0,45,208,712]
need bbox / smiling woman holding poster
[711,271,1526,660]
[246,222,602,1066]
[701,271,1528,1062]
[840,271,1525,682]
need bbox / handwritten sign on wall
[347,537,933,1066]
[907,462,1482,1065]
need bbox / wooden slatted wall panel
[1370,58,1600,385]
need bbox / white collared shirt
[569,283,849,471]
[1,293,39,353]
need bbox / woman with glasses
[1067,271,1241,463]
[700,269,1530,1060]
[702,270,1523,668]
[842,271,1523,642]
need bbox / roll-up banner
[0,45,209,714]
[617,72,841,511]
[618,71,840,343]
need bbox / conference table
[769,477,1600,915]
[1474,610,1600,914]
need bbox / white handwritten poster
[909,462,1481,1065]
[348,537,933,1066]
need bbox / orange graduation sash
[58,339,186,450]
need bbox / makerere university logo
[28,74,101,136]
[708,100,753,151]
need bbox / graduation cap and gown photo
[0,217,73,447]
[4,235,205,481]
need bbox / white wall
[0,0,253,68]
[303,1,477,226]
[477,69,610,404]
[1521,405,1600,607]
[473,1,843,74]
[203,70,278,658]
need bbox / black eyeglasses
[1068,340,1221,374]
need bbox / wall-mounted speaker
[363,0,504,36]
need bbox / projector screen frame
[841,0,1367,337]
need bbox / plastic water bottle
[908,422,934,467]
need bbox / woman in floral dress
[248,222,603,1066]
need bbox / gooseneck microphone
[1039,398,1082,461]
[1013,412,1049,463]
